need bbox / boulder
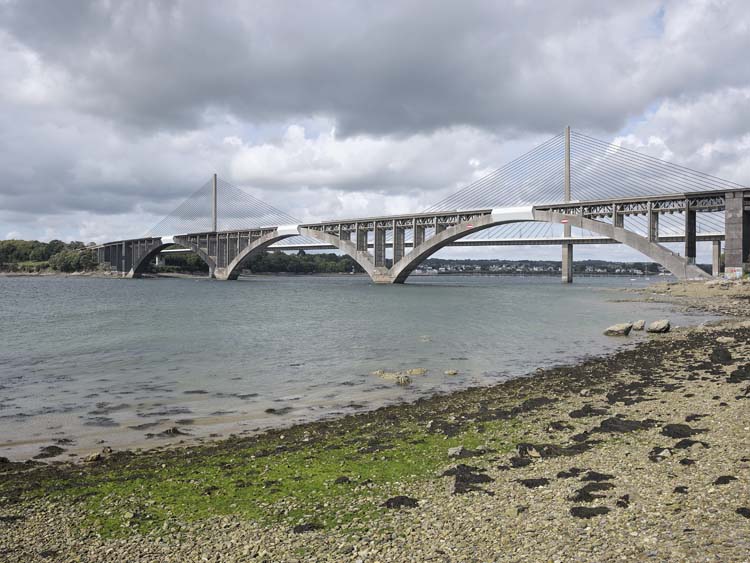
[444,369,459,376]
[604,323,633,336]
[405,367,428,376]
[632,320,646,331]
[647,319,671,333]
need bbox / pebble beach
[2,280,750,562]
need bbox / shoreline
[2,279,750,561]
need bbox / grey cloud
[6,0,741,137]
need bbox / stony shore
[2,280,750,562]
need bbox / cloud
[0,0,747,268]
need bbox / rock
[647,319,671,333]
[444,369,459,376]
[616,494,630,508]
[292,522,324,534]
[713,475,737,485]
[595,417,655,433]
[33,445,65,459]
[581,471,614,482]
[737,507,750,519]
[373,371,412,385]
[84,453,102,463]
[716,336,735,344]
[710,347,732,364]
[405,368,427,376]
[570,506,610,518]
[333,476,351,485]
[517,478,549,489]
[673,486,688,494]
[569,404,609,418]
[632,319,646,331]
[382,495,419,509]
[604,323,633,336]
[648,447,672,462]
[448,446,465,458]
[661,423,702,439]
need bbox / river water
[0,274,710,460]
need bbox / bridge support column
[393,222,405,264]
[356,225,368,252]
[712,240,722,277]
[374,226,386,267]
[648,204,659,242]
[561,243,573,284]
[684,202,696,264]
[725,191,749,278]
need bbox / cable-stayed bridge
[94,128,750,283]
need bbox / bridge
[94,128,750,283]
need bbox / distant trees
[0,239,97,273]
[154,249,364,275]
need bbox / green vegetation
[156,249,364,275]
[0,239,97,273]
[3,413,524,539]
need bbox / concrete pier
[561,243,573,283]
[712,240,722,277]
[724,191,749,278]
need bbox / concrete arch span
[302,207,710,283]
[213,230,297,280]
[126,237,216,278]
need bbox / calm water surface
[0,275,710,460]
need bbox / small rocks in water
[713,475,737,485]
[661,423,701,439]
[292,522,324,534]
[382,495,419,509]
[405,367,428,376]
[737,507,750,519]
[647,319,671,333]
[517,478,549,489]
[84,452,102,463]
[264,407,293,415]
[33,445,65,459]
[632,319,646,331]
[604,322,633,337]
[673,485,689,494]
[444,369,459,376]
[570,506,609,518]
[371,370,412,386]
[616,494,630,508]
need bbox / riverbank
[1,280,749,562]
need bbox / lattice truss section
[146,178,299,237]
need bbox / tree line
[0,239,98,273]
[158,250,364,275]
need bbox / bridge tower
[561,125,573,283]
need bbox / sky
[1,0,749,263]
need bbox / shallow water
[0,274,710,460]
